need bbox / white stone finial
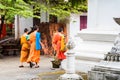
[59,37,83,80]
[66,37,75,50]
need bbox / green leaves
[0,0,35,23]
[48,0,87,19]
[0,0,87,23]
[31,0,87,20]
[47,0,87,18]
[69,0,87,7]
[0,4,6,9]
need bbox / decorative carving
[104,33,120,61]
[66,37,75,50]
[105,74,119,80]
[113,18,120,25]
[88,66,120,80]
[88,17,120,80]
[104,53,120,61]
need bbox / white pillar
[19,17,33,36]
[14,15,19,39]
[40,10,49,22]
[66,52,75,73]
[87,0,120,31]
[59,38,83,80]
[69,14,80,38]
[87,0,98,29]
[14,15,33,39]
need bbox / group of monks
[19,26,41,68]
[19,26,66,68]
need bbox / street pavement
[0,55,62,80]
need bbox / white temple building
[68,0,120,73]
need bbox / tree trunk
[0,15,5,39]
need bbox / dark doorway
[80,16,87,30]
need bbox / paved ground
[0,54,62,80]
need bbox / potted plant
[51,59,61,68]
[51,51,61,68]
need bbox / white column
[19,17,33,36]
[59,38,83,80]
[87,0,98,29]
[66,52,75,73]
[14,16,33,39]
[87,0,120,31]
[40,11,49,22]
[14,15,19,39]
[69,14,80,38]
[78,0,120,42]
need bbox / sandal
[29,62,35,68]
[35,65,39,68]
[19,65,24,68]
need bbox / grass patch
[38,70,88,80]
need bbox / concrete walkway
[0,55,61,80]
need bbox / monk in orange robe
[27,26,42,68]
[52,27,66,61]
[19,28,30,68]
[52,31,57,56]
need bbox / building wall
[69,14,81,38]
[15,16,33,39]
[15,13,82,39]
[19,17,33,36]
[88,0,120,31]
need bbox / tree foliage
[0,0,35,23]
[0,0,87,22]
[0,0,36,37]
[49,0,87,19]
[26,0,87,19]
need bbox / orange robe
[53,32,66,60]
[27,31,40,64]
[52,33,57,51]
[20,34,29,62]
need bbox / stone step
[74,41,113,52]
[75,51,104,62]
[75,50,105,73]
[74,51,104,73]
[73,40,113,73]
[73,31,117,73]
[76,30,118,42]
[74,40,113,62]
[75,59,99,73]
